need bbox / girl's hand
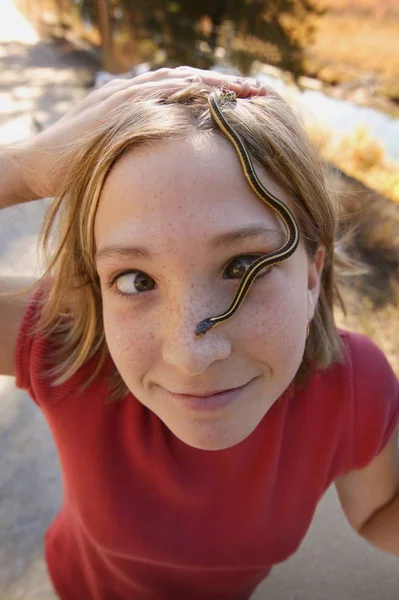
[17,66,267,200]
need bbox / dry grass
[312,113,399,376]
[306,123,399,203]
[305,1,399,100]
[324,0,399,18]
[335,286,399,376]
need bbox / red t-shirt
[15,286,399,600]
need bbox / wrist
[0,143,38,208]
[13,140,45,201]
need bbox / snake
[194,90,300,336]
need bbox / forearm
[0,144,36,210]
[359,492,399,557]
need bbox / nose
[161,290,232,376]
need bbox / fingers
[67,67,268,121]
[158,66,268,96]
[68,74,183,115]
[93,66,268,99]
[99,79,199,112]
[99,76,266,115]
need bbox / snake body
[194,90,300,336]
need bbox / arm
[0,145,34,209]
[1,68,264,209]
[335,426,399,556]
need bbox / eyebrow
[95,224,285,263]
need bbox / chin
[171,422,257,452]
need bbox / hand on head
[16,67,268,201]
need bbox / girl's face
[95,134,324,450]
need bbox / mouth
[166,380,254,413]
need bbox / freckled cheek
[242,284,306,371]
[102,305,158,372]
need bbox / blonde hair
[5,83,349,402]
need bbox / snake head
[194,318,214,336]
[219,90,237,103]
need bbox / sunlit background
[0,1,398,598]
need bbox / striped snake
[194,90,300,336]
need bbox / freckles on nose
[167,289,218,338]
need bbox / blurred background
[0,0,398,598]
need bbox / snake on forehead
[194,90,300,336]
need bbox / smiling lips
[166,381,253,412]
[169,386,244,397]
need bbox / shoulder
[334,329,399,472]
[15,276,110,407]
[338,328,398,402]
[302,329,392,401]
[339,327,389,362]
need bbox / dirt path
[0,2,98,598]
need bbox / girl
[0,67,398,600]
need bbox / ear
[307,245,325,321]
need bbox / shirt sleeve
[14,277,109,408]
[14,278,52,405]
[344,331,399,472]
